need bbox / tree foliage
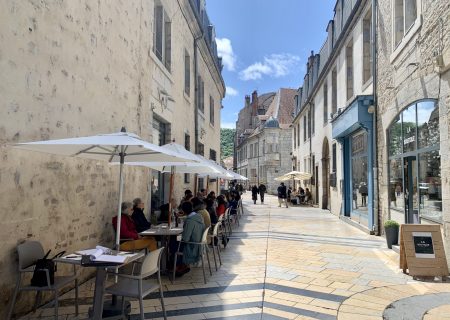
[221,128,235,160]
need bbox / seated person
[216,195,227,217]
[205,198,218,225]
[228,195,238,216]
[112,202,157,252]
[131,198,151,233]
[170,201,205,275]
[299,187,306,203]
[305,188,312,203]
[191,197,211,229]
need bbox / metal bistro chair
[207,222,222,271]
[238,198,244,216]
[104,247,167,320]
[223,208,233,235]
[7,241,79,320]
[172,226,211,284]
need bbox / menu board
[399,225,448,277]
[412,232,435,258]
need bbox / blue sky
[206,0,336,129]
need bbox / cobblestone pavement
[18,194,450,319]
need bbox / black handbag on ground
[31,250,66,287]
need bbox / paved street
[21,194,450,320]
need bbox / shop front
[332,96,375,231]
[387,100,441,225]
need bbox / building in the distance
[235,89,296,194]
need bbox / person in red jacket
[112,202,156,252]
[216,195,227,216]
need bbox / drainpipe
[372,0,379,235]
[309,103,313,198]
[194,32,203,192]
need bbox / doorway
[322,138,330,210]
[403,156,418,223]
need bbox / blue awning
[332,95,374,139]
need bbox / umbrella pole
[115,149,125,250]
[168,167,175,227]
[206,175,210,193]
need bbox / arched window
[387,100,441,224]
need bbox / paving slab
[15,194,450,320]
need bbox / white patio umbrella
[14,128,194,249]
[117,143,221,225]
[284,170,312,181]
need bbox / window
[346,39,354,101]
[198,76,204,113]
[184,50,190,95]
[387,100,441,223]
[303,116,307,141]
[209,96,214,125]
[210,149,217,161]
[297,123,300,146]
[394,0,418,48]
[198,142,204,156]
[312,104,315,135]
[184,134,190,183]
[153,3,171,71]
[332,143,337,173]
[363,10,372,84]
[308,109,311,139]
[293,127,297,149]
[250,144,253,158]
[331,67,337,115]
[323,82,328,124]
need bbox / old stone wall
[0,1,156,315]
[376,0,450,258]
[0,0,225,317]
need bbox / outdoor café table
[55,251,144,319]
[140,226,183,271]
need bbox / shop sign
[400,224,448,278]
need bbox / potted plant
[384,220,400,249]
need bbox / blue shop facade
[332,95,375,231]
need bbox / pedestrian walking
[251,185,259,204]
[258,183,266,204]
[277,182,288,208]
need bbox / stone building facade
[235,89,296,194]
[0,0,224,316]
[292,0,374,230]
[376,0,450,259]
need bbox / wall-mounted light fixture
[158,88,175,111]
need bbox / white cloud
[216,38,236,71]
[221,122,236,129]
[239,54,301,81]
[226,86,238,97]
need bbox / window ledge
[183,91,191,103]
[362,78,373,92]
[150,50,173,83]
[390,15,422,63]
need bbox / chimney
[245,95,250,107]
[251,90,258,116]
